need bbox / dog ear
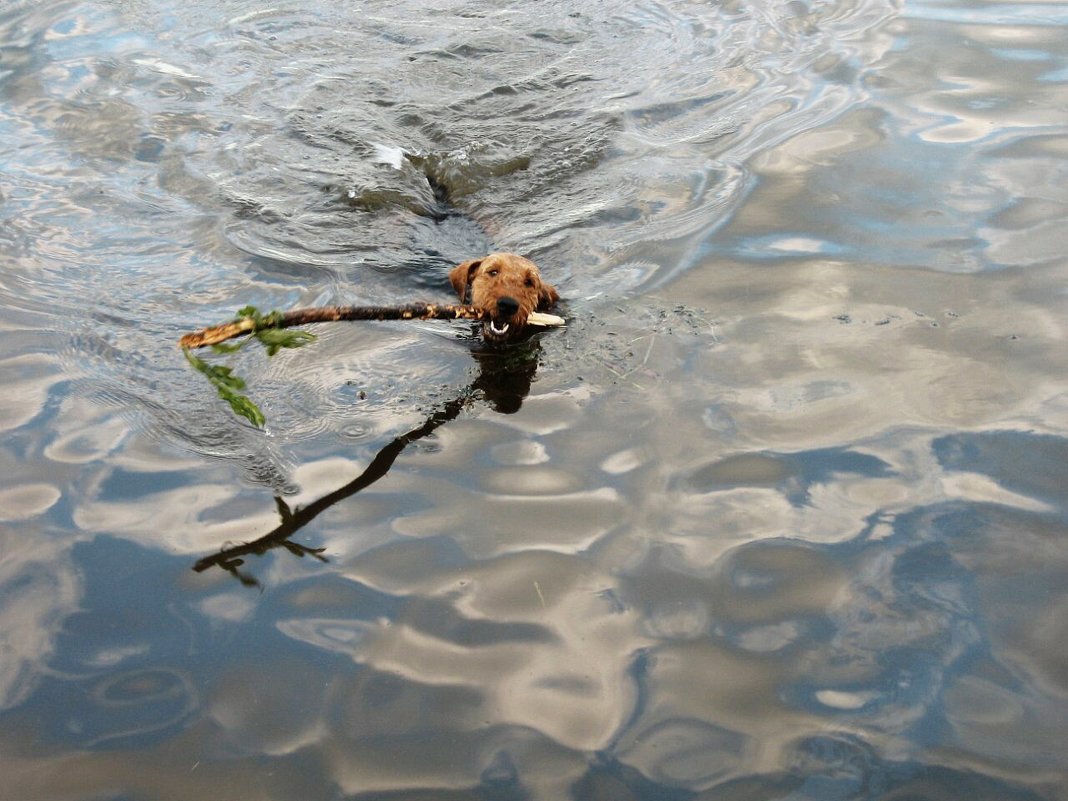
[449,259,481,302]
[538,281,560,310]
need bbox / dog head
[449,252,560,343]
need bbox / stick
[179,303,490,349]
[179,303,565,349]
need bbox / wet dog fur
[448,252,560,344]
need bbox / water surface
[2,0,1068,798]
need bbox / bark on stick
[179,303,490,349]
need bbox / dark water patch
[681,447,893,506]
[782,732,1051,801]
[933,430,1068,512]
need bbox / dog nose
[496,296,520,318]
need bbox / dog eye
[524,276,536,287]
[487,269,499,277]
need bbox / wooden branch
[179,303,564,349]
[179,303,486,349]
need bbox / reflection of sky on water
[2,0,1068,797]
[10,315,1066,795]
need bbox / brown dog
[449,252,560,343]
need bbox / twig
[180,303,492,349]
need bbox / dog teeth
[488,321,510,336]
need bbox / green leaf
[254,328,316,357]
[211,341,246,354]
[183,347,266,427]
[222,391,267,427]
[200,362,246,391]
[183,303,319,427]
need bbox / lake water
[3,0,1068,798]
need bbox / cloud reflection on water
[2,0,1068,798]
